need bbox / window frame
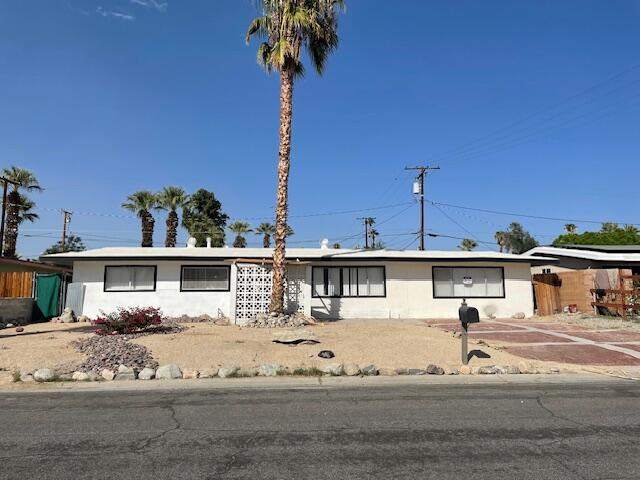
[103,265,157,293]
[179,265,231,292]
[311,266,386,298]
[432,266,506,299]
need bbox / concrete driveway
[427,318,640,366]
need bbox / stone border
[16,361,560,383]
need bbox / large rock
[218,366,240,378]
[101,369,116,381]
[361,364,378,376]
[34,368,55,382]
[87,371,102,381]
[59,308,76,323]
[511,312,526,319]
[115,365,137,380]
[320,363,344,376]
[19,372,34,382]
[156,364,182,380]
[72,371,90,381]
[272,329,318,344]
[199,368,218,379]
[408,368,427,375]
[182,368,200,379]
[258,364,282,377]
[426,364,445,375]
[477,365,499,375]
[138,368,156,380]
[378,367,398,376]
[342,363,360,376]
[459,365,472,375]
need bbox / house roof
[552,244,640,253]
[0,256,73,274]
[41,247,554,266]
[524,246,640,263]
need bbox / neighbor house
[525,245,640,274]
[41,245,552,323]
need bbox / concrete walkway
[428,318,640,366]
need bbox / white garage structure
[42,247,551,322]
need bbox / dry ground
[0,319,538,385]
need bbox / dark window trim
[432,266,506,299]
[103,265,157,293]
[179,265,231,292]
[312,266,387,298]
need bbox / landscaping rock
[77,315,91,323]
[115,365,136,380]
[379,367,398,376]
[6,323,14,328]
[361,364,378,376]
[33,368,55,382]
[58,307,76,323]
[59,373,73,381]
[549,367,561,374]
[156,364,182,380]
[20,373,34,382]
[258,364,282,377]
[199,368,218,379]
[459,365,472,375]
[426,364,445,375]
[408,368,427,375]
[182,368,199,379]
[444,366,460,375]
[518,361,535,374]
[246,312,316,328]
[511,312,526,320]
[318,350,335,359]
[342,363,360,376]
[506,365,521,375]
[15,326,24,333]
[395,368,409,375]
[239,367,259,377]
[72,371,90,381]
[320,363,344,376]
[101,369,116,381]
[272,329,319,344]
[73,335,158,374]
[477,365,499,375]
[218,366,240,378]
[138,367,156,380]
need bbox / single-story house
[41,245,553,323]
[526,245,640,274]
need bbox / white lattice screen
[235,264,306,321]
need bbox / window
[433,267,504,298]
[312,266,385,297]
[104,266,156,292]
[181,266,230,291]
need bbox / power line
[430,200,640,226]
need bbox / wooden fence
[532,273,562,316]
[0,271,34,298]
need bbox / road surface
[1,378,639,479]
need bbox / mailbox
[458,301,480,325]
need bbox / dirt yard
[0,319,535,384]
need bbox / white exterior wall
[73,260,234,319]
[310,261,533,319]
[73,260,533,320]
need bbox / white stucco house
[41,246,553,323]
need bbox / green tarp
[34,274,61,320]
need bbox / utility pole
[357,217,375,249]
[405,165,440,251]
[0,176,19,257]
[61,210,72,252]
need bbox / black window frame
[311,266,386,298]
[432,266,506,299]
[179,265,231,292]
[103,265,157,293]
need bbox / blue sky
[1,0,639,257]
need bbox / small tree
[496,223,539,254]
[43,235,86,254]
[229,221,252,248]
[458,239,478,251]
[181,189,228,247]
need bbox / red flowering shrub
[93,307,164,335]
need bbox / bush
[93,307,164,335]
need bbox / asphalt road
[1,379,639,479]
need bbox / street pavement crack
[133,403,181,454]
[536,394,588,428]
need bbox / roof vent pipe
[186,237,197,249]
[206,237,212,248]
[320,238,329,250]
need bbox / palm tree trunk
[263,234,271,248]
[141,212,155,247]
[165,210,178,247]
[270,68,294,314]
[2,191,20,258]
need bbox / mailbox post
[458,299,480,365]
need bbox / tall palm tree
[122,191,157,247]
[1,166,42,258]
[459,239,478,251]
[246,0,344,313]
[256,222,275,248]
[156,186,188,247]
[229,221,252,248]
[564,223,577,234]
[368,227,379,249]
